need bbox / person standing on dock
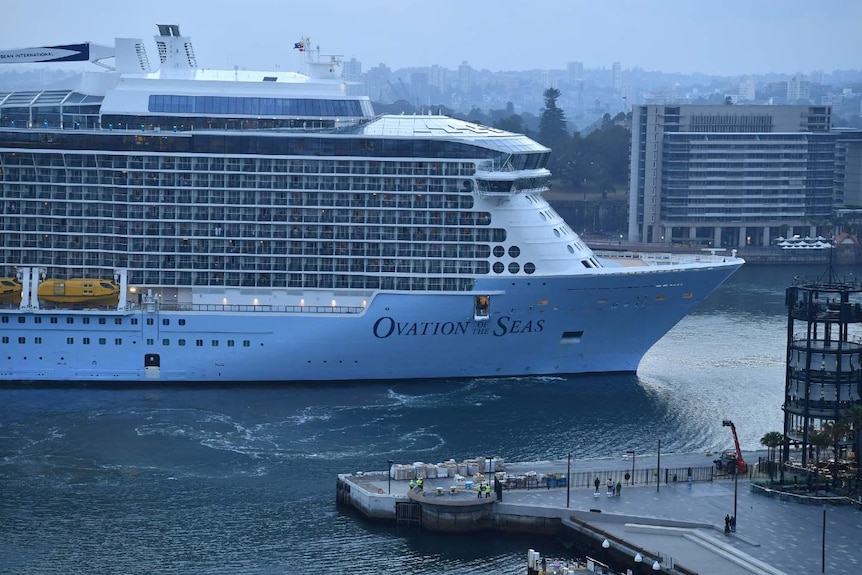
[594,477,600,494]
[409,479,415,490]
[615,481,621,497]
[607,477,614,497]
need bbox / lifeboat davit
[0,277,22,304]
[38,279,121,306]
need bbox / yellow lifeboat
[0,277,22,304]
[38,278,121,306]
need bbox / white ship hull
[0,262,739,383]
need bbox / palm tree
[839,405,862,491]
[760,431,784,481]
[809,430,832,478]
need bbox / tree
[538,87,568,146]
[839,405,862,491]
[760,431,784,481]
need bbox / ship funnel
[154,24,198,70]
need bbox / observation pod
[783,263,862,480]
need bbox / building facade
[628,104,836,247]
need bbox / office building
[628,104,834,247]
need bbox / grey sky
[1,0,859,76]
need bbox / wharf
[336,451,862,575]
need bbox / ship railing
[152,302,366,314]
[594,250,740,266]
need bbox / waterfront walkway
[346,452,862,575]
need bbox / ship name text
[372,316,544,339]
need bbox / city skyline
[0,0,860,76]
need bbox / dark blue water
[0,264,832,574]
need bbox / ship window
[18,337,25,344]
[131,318,138,325]
[83,338,90,345]
[18,317,25,324]
[115,338,122,345]
[493,262,504,274]
[508,262,520,274]
[179,339,186,346]
[196,339,203,346]
[116,318,123,325]
[162,319,170,326]
[0,317,6,323]
[147,318,154,325]
[228,340,235,347]
[1,337,7,343]
[67,337,74,344]
[162,339,170,346]
[212,340,219,346]
[99,338,106,345]
[508,246,521,258]
[67,317,74,324]
[493,245,505,257]
[147,339,154,345]
[243,340,251,347]
[83,318,90,325]
[524,262,536,274]
[34,337,41,344]
[34,317,41,324]
[99,318,106,324]
[179,319,186,326]
[51,317,58,324]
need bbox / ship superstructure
[0,26,743,383]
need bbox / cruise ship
[0,25,743,383]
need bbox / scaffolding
[783,260,862,486]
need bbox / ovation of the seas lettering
[372,316,544,338]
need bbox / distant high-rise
[612,62,622,93]
[458,61,472,95]
[342,57,362,82]
[738,78,756,101]
[428,64,448,93]
[787,75,811,101]
[364,63,392,103]
[409,71,430,107]
[566,61,584,84]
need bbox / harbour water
[0,264,836,574]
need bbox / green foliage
[538,87,569,145]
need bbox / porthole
[508,246,520,258]
[567,245,575,253]
[493,245,505,257]
[508,262,520,274]
[524,262,536,274]
[493,262,505,273]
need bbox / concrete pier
[337,452,862,575]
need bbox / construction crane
[717,419,747,474]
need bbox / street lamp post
[656,439,661,493]
[566,452,572,508]
[387,459,394,494]
[601,539,610,566]
[626,450,636,485]
[822,504,827,573]
[733,466,739,531]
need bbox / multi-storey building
[628,104,836,247]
